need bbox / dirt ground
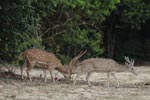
[0,66,150,100]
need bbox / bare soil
[0,66,150,100]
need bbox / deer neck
[56,64,70,74]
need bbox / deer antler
[131,59,134,65]
[124,56,134,65]
[69,50,87,74]
[125,56,131,63]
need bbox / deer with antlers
[69,56,137,88]
[21,48,86,83]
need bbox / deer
[21,48,86,83]
[69,56,137,88]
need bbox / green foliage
[104,0,150,61]
[0,0,43,62]
[56,28,103,63]
[121,0,150,30]
[1,0,149,64]
[118,0,150,60]
[39,0,119,63]
[0,0,120,64]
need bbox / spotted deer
[69,57,137,88]
[21,48,86,83]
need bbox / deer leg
[26,67,32,81]
[50,70,55,83]
[73,75,77,85]
[48,68,55,83]
[106,73,111,88]
[86,72,92,86]
[73,73,79,85]
[21,61,26,80]
[26,61,34,82]
[43,69,47,83]
[73,72,83,85]
[111,72,119,88]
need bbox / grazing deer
[21,48,86,83]
[69,57,137,88]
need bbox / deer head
[124,56,137,75]
[69,50,87,75]
[59,50,86,82]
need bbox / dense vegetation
[0,0,150,64]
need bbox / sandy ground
[0,66,150,100]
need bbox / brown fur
[21,48,86,83]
